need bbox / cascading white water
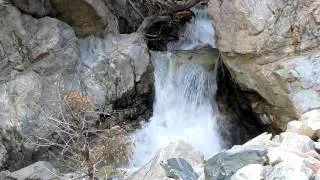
[167,8,215,51]
[130,8,221,167]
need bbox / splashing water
[130,8,221,167]
[167,8,215,51]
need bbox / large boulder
[128,141,205,180]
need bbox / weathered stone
[231,164,264,180]
[9,161,59,180]
[272,132,315,153]
[204,146,268,180]
[129,141,204,180]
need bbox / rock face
[208,0,320,130]
[209,0,319,55]
[128,141,205,180]
[0,5,152,170]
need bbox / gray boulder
[204,146,268,180]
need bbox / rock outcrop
[0,4,153,170]
[208,0,320,130]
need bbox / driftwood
[136,0,203,33]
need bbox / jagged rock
[128,141,204,180]
[230,164,264,180]
[272,132,315,153]
[51,0,119,37]
[8,161,59,180]
[204,146,268,180]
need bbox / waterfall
[130,8,221,167]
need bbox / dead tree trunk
[136,0,203,33]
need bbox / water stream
[130,8,221,167]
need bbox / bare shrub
[26,90,133,179]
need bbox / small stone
[231,164,264,180]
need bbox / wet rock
[204,146,268,180]
[230,164,264,180]
[8,161,59,180]
[128,141,204,180]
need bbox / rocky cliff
[209,0,320,132]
